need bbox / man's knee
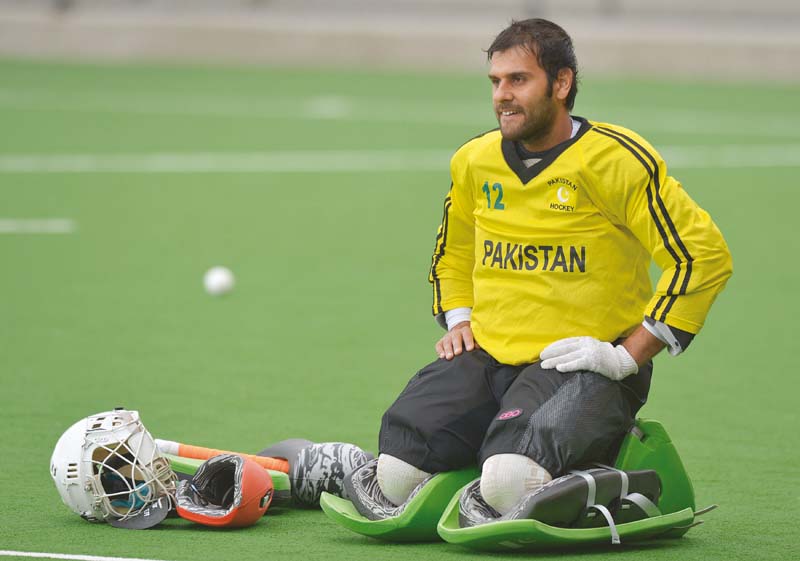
[376,454,431,506]
[480,453,552,514]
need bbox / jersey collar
[501,116,592,184]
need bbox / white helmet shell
[50,409,176,527]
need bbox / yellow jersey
[429,118,732,365]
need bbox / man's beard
[497,97,558,146]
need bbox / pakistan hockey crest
[547,177,579,212]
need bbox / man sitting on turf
[376,18,732,515]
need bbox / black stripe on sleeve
[660,294,679,320]
[597,127,694,299]
[429,193,452,314]
[590,128,685,321]
[651,295,667,318]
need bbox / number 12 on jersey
[482,181,505,210]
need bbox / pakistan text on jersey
[546,177,579,191]
[482,240,586,273]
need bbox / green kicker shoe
[436,418,713,551]
[320,418,712,547]
[166,453,293,506]
[320,466,479,541]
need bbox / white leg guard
[376,454,431,506]
[480,454,552,515]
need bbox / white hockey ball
[203,266,235,295]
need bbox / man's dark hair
[487,19,579,110]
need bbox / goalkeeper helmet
[50,409,177,529]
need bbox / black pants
[379,349,651,477]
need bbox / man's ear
[554,68,574,102]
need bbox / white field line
[584,107,800,140]
[0,219,76,233]
[0,145,799,173]
[1,88,799,138]
[0,150,451,173]
[0,89,485,126]
[662,144,800,168]
[0,551,170,561]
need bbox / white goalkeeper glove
[539,336,638,381]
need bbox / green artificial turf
[0,58,797,561]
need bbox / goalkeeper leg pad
[288,442,373,507]
[258,439,374,507]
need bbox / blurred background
[1,0,799,79]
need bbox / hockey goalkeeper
[373,18,732,517]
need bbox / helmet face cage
[56,410,177,523]
[87,425,176,521]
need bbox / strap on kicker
[570,470,620,545]
[592,462,628,502]
[624,492,662,518]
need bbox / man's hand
[539,336,638,381]
[436,321,480,360]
